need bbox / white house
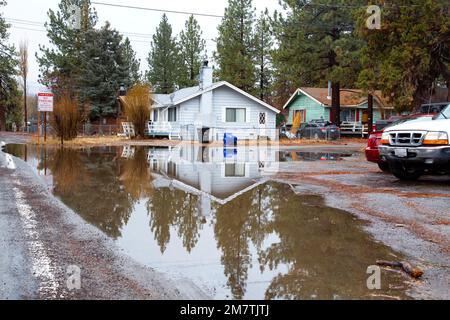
[148,61,280,141]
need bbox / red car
[365,114,435,171]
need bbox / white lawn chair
[121,122,136,138]
[121,146,135,159]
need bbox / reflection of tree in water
[147,188,203,254]
[49,147,135,239]
[214,183,273,300]
[48,148,89,195]
[259,183,407,300]
[175,193,205,253]
[119,147,154,201]
[4,144,27,160]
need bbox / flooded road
[5,144,415,299]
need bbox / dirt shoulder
[0,143,208,300]
[0,132,364,149]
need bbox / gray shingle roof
[153,86,201,107]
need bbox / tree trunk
[24,77,27,132]
[447,80,450,102]
[331,82,340,125]
[0,103,6,131]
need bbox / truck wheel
[377,162,390,172]
[389,162,423,181]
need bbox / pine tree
[122,37,141,87]
[146,14,181,94]
[80,22,131,119]
[254,9,273,102]
[358,0,450,112]
[36,0,98,94]
[272,0,364,113]
[215,0,256,93]
[0,0,20,131]
[38,1,140,120]
[179,15,206,88]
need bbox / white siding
[160,84,278,141]
[212,86,277,140]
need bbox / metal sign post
[37,93,54,143]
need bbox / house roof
[283,87,392,110]
[152,81,280,114]
[153,86,201,106]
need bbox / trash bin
[223,148,237,158]
[223,133,237,146]
[198,127,210,143]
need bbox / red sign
[38,93,54,112]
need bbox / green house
[283,87,394,125]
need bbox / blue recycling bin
[223,133,238,146]
[223,148,237,158]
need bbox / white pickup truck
[378,104,450,180]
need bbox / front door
[259,112,267,137]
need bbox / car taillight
[367,135,378,148]
[321,129,327,133]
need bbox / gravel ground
[274,153,450,299]
[0,134,208,300]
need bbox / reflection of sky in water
[4,144,412,300]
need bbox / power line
[91,1,224,18]
[6,17,216,42]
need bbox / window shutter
[246,108,251,123]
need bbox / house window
[167,161,177,177]
[225,163,245,177]
[153,110,159,122]
[293,110,306,123]
[226,108,246,123]
[168,107,177,122]
[259,112,266,125]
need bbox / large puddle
[5,144,412,299]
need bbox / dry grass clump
[51,91,85,141]
[123,84,152,138]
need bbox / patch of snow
[0,142,16,169]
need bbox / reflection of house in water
[143,144,279,216]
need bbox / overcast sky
[3,0,283,94]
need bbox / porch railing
[340,121,368,137]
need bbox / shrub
[123,84,152,138]
[51,91,84,141]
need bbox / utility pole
[19,41,28,132]
[331,82,341,125]
[368,94,374,134]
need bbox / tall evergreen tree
[254,9,273,102]
[146,14,181,94]
[122,37,141,87]
[179,15,206,87]
[36,0,98,94]
[80,22,130,119]
[215,0,256,93]
[38,1,140,120]
[358,0,450,112]
[0,0,20,131]
[272,0,364,113]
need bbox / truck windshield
[437,104,450,119]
